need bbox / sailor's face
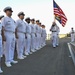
[36,22,39,25]
[53,22,56,25]
[27,20,30,24]
[31,20,35,24]
[19,15,24,20]
[6,10,12,16]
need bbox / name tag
[7,21,11,25]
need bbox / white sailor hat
[25,17,31,21]
[3,6,13,12]
[36,20,40,22]
[18,12,25,16]
[31,18,35,21]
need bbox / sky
[0,0,75,34]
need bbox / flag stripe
[53,0,67,27]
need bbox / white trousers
[4,32,15,63]
[36,33,39,49]
[41,36,43,45]
[31,33,36,50]
[42,34,46,45]
[51,33,57,47]
[71,34,74,42]
[17,33,25,58]
[0,35,2,57]
[56,35,59,45]
[40,36,42,46]
[44,35,46,45]
[2,41,6,56]
[39,34,42,47]
[25,33,31,53]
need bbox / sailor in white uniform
[25,17,32,55]
[0,15,4,73]
[50,22,58,48]
[38,22,42,49]
[70,27,75,42]
[2,7,18,67]
[35,20,40,50]
[16,12,27,59]
[41,25,46,47]
[30,19,36,52]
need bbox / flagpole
[53,0,56,23]
[54,15,56,23]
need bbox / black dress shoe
[53,47,56,48]
[56,45,59,47]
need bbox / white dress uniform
[31,24,36,52]
[50,25,58,47]
[0,15,4,73]
[1,16,17,65]
[44,29,46,46]
[25,22,32,55]
[70,29,75,42]
[0,22,3,73]
[42,28,46,46]
[39,27,42,48]
[35,24,40,50]
[0,22,2,57]
[16,19,26,59]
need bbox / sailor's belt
[37,32,40,33]
[71,33,74,34]
[32,32,35,34]
[5,30,15,33]
[18,31,26,34]
[40,33,42,34]
[52,31,57,32]
[27,33,31,35]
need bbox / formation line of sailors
[0,6,46,73]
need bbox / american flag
[53,0,67,27]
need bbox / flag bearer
[50,22,58,48]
